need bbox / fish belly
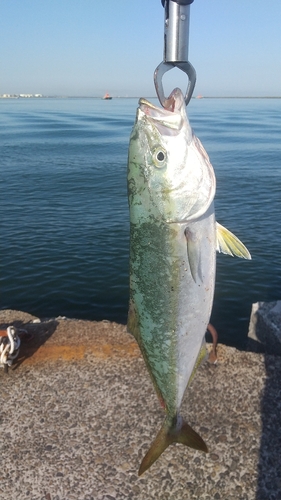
[128,204,216,414]
[175,205,216,407]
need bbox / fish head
[128,88,216,224]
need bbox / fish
[127,87,251,476]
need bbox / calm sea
[1,97,280,348]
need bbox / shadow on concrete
[256,354,281,500]
[0,319,58,370]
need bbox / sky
[1,0,281,97]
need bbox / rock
[248,301,281,355]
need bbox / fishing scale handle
[161,0,194,63]
[161,1,194,6]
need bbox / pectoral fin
[216,222,251,260]
[185,228,203,283]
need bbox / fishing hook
[155,0,196,107]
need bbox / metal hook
[154,60,196,108]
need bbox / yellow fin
[138,415,208,476]
[216,222,251,260]
[188,340,208,387]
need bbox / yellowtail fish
[127,88,251,475]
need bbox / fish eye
[157,151,165,161]
[153,147,167,168]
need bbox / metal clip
[154,61,196,108]
[155,0,196,107]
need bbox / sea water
[1,97,280,348]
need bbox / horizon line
[1,94,281,100]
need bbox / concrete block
[248,301,281,355]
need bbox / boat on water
[102,93,112,100]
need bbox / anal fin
[187,339,208,387]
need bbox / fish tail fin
[138,415,208,476]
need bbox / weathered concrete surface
[0,309,281,500]
[248,301,281,355]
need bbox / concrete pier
[0,310,281,500]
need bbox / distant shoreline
[1,95,281,100]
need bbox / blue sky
[1,0,280,97]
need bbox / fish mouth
[139,88,184,113]
[138,90,184,132]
